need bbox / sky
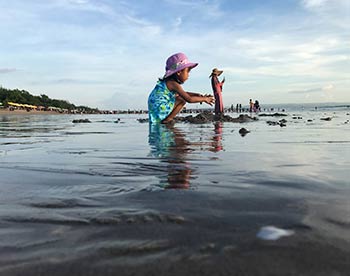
[0,0,349,110]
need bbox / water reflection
[210,122,223,152]
[149,124,192,189]
[148,122,224,189]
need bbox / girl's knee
[178,98,186,106]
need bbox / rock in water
[72,119,91,123]
[239,127,250,136]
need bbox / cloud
[54,0,105,9]
[69,0,89,4]
[124,15,162,37]
[300,0,350,29]
[288,88,322,94]
[173,17,183,28]
[288,84,334,94]
[51,78,105,85]
[322,84,334,91]
[164,0,224,18]
[301,0,350,30]
[302,0,329,9]
[1,1,349,108]
[0,68,16,74]
[301,0,349,10]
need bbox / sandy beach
[0,108,64,115]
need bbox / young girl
[209,68,225,116]
[148,52,214,124]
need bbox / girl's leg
[218,93,223,114]
[162,97,186,123]
[214,93,220,115]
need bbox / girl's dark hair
[159,73,182,84]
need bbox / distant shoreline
[0,108,65,115]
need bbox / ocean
[1,103,349,275]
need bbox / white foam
[257,226,294,241]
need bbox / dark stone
[239,127,250,136]
[72,119,91,123]
[267,121,280,126]
[137,118,149,123]
[267,119,287,127]
[279,119,287,124]
[258,113,287,117]
[137,112,258,124]
[320,117,332,121]
[177,113,257,124]
[186,113,212,124]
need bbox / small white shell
[257,225,294,240]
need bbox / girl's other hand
[205,95,215,106]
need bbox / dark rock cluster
[138,112,258,124]
[258,113,288,117]
[72,119,91,123]
[266,118,287,127]
[175,112,258,124]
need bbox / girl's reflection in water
[148,122,224,189]
[211,122,223,152]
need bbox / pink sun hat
[163,52,198,79]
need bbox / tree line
[0,86,98,113]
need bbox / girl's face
[177,67,191,83]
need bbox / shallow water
[1,107,350,275]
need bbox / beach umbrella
[8,102,21,107]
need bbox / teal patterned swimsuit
[148,80,175,123]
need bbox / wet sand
[0,185,349,276]
[1,106,350,275]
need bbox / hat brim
[163,62,198,79]
[209,70,223,78]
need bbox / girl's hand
[204,95,215,106]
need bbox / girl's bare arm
[167,80,214,105]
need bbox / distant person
[210,68,225,116]
[239,103,242,113]
[148,53,214,124]
[254,100,260,112]
[249,99,254,112]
